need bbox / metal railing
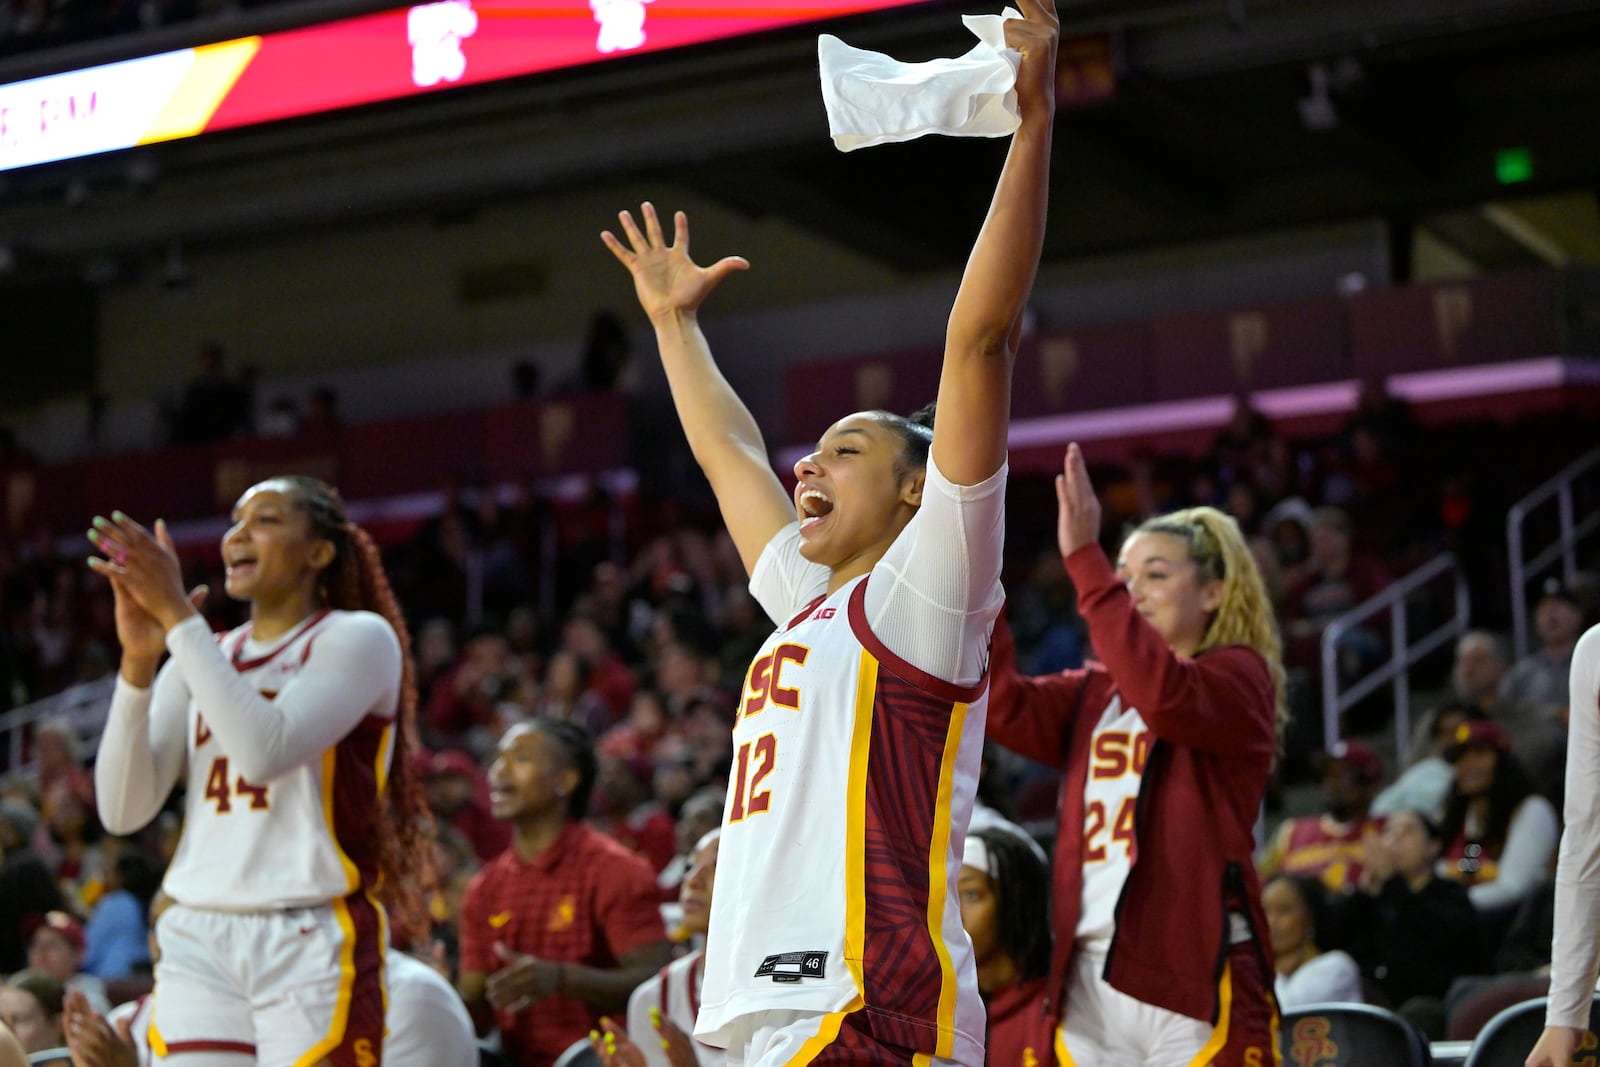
[1321,552,1470,766]
[0,674,115,779]
[1508,447,1600,658]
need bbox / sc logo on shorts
[354,1038,377,1067]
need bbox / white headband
[963,835,995,880]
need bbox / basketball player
[1527,621,1600,1067]
[599,2,1056,1061]
[87,476,434,1065]
[621,829,724,1067]
[63,949,477,1067]
[987,444,1286,1066]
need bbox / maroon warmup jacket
[986,544,1279,1025]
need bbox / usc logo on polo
[741,644,808,720]
[548,896,576,932]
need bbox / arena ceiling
[1,0,1599,280]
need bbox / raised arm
[602,205,794,575]
[932,0,1057,486]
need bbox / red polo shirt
[461,822,667,1067]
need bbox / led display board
[0,0,929,173]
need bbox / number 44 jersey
[163,609,399,911]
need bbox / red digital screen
[0,0,933,173]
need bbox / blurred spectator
[576,310,634,392]
[0,970,64,1056]
[424,623,515,755]
[532,650,614,737]
[622,829,721,1067]
[1437,720,1558,917]
[960,824,1054,1067]
[167,340,250,445]
[28,717,93,816]
[1261,497,1315,594]
[81,849,160,981]
[1258,740,1386,892]
[1264,875,1363,1009]
[301,386,341,432]
[24,911,109,1014]
[591,755,676,876]
[417,749,511,865]
[564,616,637,720]
[1282,506,1391,679]
[1371,702,1482,819]
[1499,578,1587,785]
[1442,878,1557,1041]
[258,395,300,438]
[41,777,105,912]
[0,796,65,972]
[1450,630,1512,717]
[655,787,723,909]
[1343,810,1478,1034]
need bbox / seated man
[1259,740,1386,892]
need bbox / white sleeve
[1548,625,1600,1028]
[861,455,1006,688]
[384,952,478,1067]
[1468,794,1560,912]
[163,612,400,784]
[748,524,831,628]
[1294,951,1365,1005]
[626,975,671,1067]
[94,666,190,836]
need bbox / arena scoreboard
[0,0,930,173]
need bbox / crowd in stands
[0,381,1594,1062]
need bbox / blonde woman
[988,443,1288,1067]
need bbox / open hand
[1004,0,1059,123]
[1055,443,1102,557]
[601,203,749,323]
[64,988,139,1067]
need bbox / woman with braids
[959,823,1055,1067]
[986,444,1287,1067]
[85,475,434,1067]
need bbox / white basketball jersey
[163,609,396,910]
[1075,696,1150,946]
[695,576,988,1066]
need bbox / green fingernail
[93,516,109,528]
[112,511,125,520]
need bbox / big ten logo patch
[741,643,808,720]
[1288,1016,1338,1067]
[1089,730,1151,780]
[547,895,577,932]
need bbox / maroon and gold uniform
[460,822,667,1067]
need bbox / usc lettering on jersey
[163,610,396,911]
[696,576,988,1066]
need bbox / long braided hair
[272,475,437,945]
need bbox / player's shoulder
[1576,624,1600,668]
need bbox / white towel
[818,8,1023,153]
